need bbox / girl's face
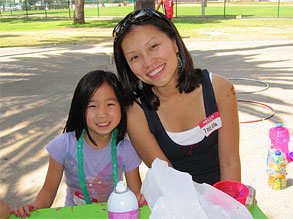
[86,82,121,140]
[121,25,179,88]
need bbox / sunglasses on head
[113,8,171,41]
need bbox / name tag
[199,112,222,137]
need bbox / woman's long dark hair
[64,70,127,144]
[113,9,202,110]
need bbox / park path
[1,40,293,218]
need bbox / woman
[113,8,240,185]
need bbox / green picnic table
[9,202,267,219]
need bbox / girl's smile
[96,122,111,128]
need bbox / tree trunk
[135,0,155,10]
[201,0,205,18]
[73,0,85,24]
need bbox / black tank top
[137,69,220,185]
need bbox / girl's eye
[88,104,96,108]
[107,103,115,107]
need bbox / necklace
[77,128,118,204]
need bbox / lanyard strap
[111,128,118,189]
[77,128,118,204]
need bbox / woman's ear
[173,39,179,53]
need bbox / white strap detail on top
[166,126,205,146]
[166,72,213,146]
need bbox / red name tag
[199,112,222,137]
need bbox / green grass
[2,16,292,32]
[1,4,293,18]
[0,18,72,31]
[0,18,120,31]
[175,5,293,17]
[0,7,292,47]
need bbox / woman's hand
[11,204,39,218]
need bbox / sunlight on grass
[0,17,292,47]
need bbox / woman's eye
[130,55,138,62]
[151,44,159,50]
[88,104,96,108]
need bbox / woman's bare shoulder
[127,101,143,118]
[212,73,233,87]
[212,74,234,94]
[211,73,236,106]
[126,101,149,129]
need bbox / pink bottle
[269,123,291,163]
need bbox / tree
[73,0,85,24]
[135,0,155,10]
[201,0,207,18]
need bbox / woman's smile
[147,64,165,79]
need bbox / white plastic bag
[141,158,253,219]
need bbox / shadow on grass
[0,17,225,29]
[0,34,21,38]
[0,17,227,47]
[37,35,114,47]
[0,18,55,23]
[0,35,113,48]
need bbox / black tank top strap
[134,99,158,133]
[201,69,218,116]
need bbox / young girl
[12,70,144,218]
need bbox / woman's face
[121,25,179,88]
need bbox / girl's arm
[0,200,11,219]
[125,167,145,207]
[213,74,241,182]
[127,102,173,168]
[12,156,64,218]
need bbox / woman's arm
[127,102,172,168]
[213,74,241,182]
[12,156,64,218]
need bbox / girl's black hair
[63,70,127,144]
[113,9,202,110]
